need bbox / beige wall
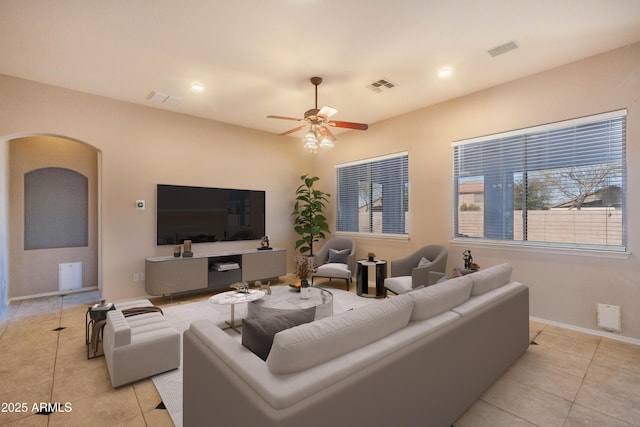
[313,42,640,340]
[0,75,310,301]
[9,136,99,297]
[0,140,7,309]
[1,42,639,339]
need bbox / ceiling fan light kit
[268,77,368,152]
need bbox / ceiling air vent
[146,91,181,105]
[366,78,397,93]
[488,41,519,57]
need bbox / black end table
[356,259,387,297]
[85,302,115,359]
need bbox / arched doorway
[3,134,101,300]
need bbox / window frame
[451,110,628,257]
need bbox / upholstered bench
[103,299,180,387]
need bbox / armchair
[311,237,356,291]
[384,245,448,295]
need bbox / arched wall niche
[3,133,101,299]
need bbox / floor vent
[366,78,397,93]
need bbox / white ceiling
[2,0,640,137]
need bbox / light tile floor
[1,286,639,426]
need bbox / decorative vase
[300,279,310,299]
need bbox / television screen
[156,184,265,245]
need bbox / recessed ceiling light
[438,67,453,79]
[191,83,205,91]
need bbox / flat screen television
[156,184,265,245]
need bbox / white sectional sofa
[183,263,529,427]
[103,299,181,387]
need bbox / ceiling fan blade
[278,124,307,136]
[328,120,369,131]
[267,115,304,121]
[317,106,338,120]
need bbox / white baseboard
[530,316,640,346]
[10,286,99,302]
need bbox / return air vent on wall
[366,78,397,93]
[488,41,519,57]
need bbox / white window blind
[336,152,409,236]
[453,110,626,252]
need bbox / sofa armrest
[106,310,131,348]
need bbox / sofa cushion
[242,308,315,360]
[408,275,473,321]
[266,293,414,374]
[328,248,350,264]
[470,263,513,296]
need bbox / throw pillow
[328,248,350,264]
[242,307,315,360]
[417,256,431,268]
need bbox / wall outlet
[140,272,145,281]
[133,273,140,282]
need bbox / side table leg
[222,304,242,333]
[376,263,387,297]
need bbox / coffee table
[209,289,265,332]
[247,286,333,321]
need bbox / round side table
[356,259,387,297]
[209,289,265,333]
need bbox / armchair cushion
[328,248,350,264]
[315,263,351,280]
[242,307,315,360]
[383,276,413,295]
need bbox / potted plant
[292,174,331,256]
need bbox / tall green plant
[292,174,331,255]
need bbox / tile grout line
[563,337,636,427]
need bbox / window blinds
[453,110,626,251]
[336,152,409,235]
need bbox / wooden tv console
[145,248,286,296]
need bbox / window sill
[450,238,631,260]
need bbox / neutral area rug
[152,287,376,426]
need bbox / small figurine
[463,250,473,270]
[256,280,271,295]
[258,235,271,250]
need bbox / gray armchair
[311,237,356,291]
[384,245,448,295]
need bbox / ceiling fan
[267,77,368,150]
